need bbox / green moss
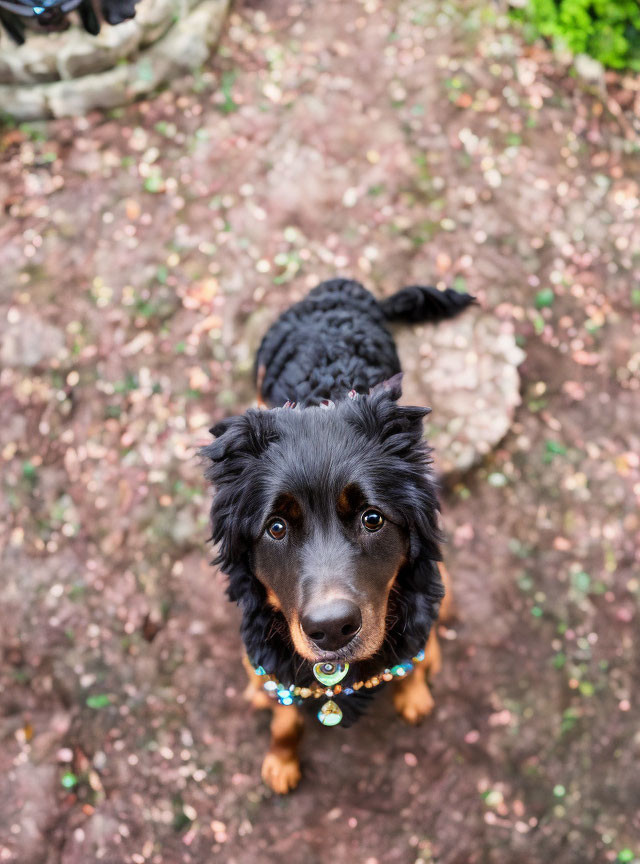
[512,0,640,70]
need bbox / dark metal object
[0,0,138,43]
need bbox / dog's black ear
[369,372,404,401]
[355,385,445,656]
[202,413,290,672]
[201,410,278,569]
[356,383,431,454]
[347,385,441,563]
[203,411,277,474]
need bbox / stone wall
[0,0,229,119]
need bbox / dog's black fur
[256,278,474,408]
[202,278,475,725]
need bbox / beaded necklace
[252,650,425,726]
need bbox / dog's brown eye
[267,519,287,540]
[362,509,385,531]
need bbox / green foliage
[86,693,111,709]
[60,772,78,789]
[513,0,640,70]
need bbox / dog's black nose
[300,599,362,651]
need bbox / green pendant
[312,661,349,687]
[317,699,343,726]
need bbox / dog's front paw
[393,678,435,725]
[261,751,301,794]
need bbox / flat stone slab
[396,311,525,476]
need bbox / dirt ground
[1,1,639,862]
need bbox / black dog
[202,278,474,792]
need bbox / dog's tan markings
[423,625,442,676]
[271,492,302,524]
[266,587,282,612]
[393,561,452,723]
[253,565,284,614]
[261,702,303,794]
[337,489,350,518]
[243,654,272,710]
[393,673,435,724]
[438,561,455,625]
[393,628,441,725]
[256,364,268,409]
[284,496,302,523]
[289,616,316,661]
[243,655,303,793]
[336,483,365,519]
[347,559,406,662]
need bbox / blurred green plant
[512,0,640,70]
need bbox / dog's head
[202,379,443,666]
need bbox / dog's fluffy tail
[381,285,476,324]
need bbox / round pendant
[317,699,343,726]
[313,661,349,687]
